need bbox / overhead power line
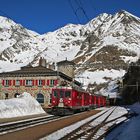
[75,0,89,21]
[68,0,81,23]
[68,0,90,23]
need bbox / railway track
[59,107,129,140]
[0,115,61,135]
[0,110,99,136]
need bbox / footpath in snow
[0,92,46,118]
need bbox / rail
[59,107,129,140]
[0,115,61,135]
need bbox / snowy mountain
[0,16,45,71]
[0,10,140,91]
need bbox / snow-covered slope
[75,10,140,64]
[0,92,45,118]
[0,10,140,92]
[0,16,45,71]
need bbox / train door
[52,89,59,106]
[89,95,92,106]
[103,97,106,106]
[84,93,89,108]
[64,89,72,106]
[98,96,101,107]
[81,92,85,107]
[72,90,77,107]
[93,96,96,108]
[79,92,82,107]
[58,89,65,107]
[101,97,103,106]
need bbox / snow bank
[127,102,140,114]
[0,92,45,118]
[106,103,140,140]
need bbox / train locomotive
[49,86,106,115]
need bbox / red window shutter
[35,80,38,86]
[2,80,5,86]
[32,80,34,86]
[13,80,15,86]
[47,80,50,86]
[23,80,25,86]
[9,80,11,86]
[54,80,58,86]
[42,80,45,86]
[20,80,22,86]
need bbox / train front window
[60,90,64,98]
[53,90,58,98]
[65,91,71,98]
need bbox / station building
[0,58,81,108]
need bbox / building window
[25,80,32,86]
[36,93,44,103]
[50,79,55,86]
[38,80,43,86]
[5,80,9,86]
[15,80,20,86]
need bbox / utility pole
[136,81,139,102]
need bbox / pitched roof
[57,60,75,66]
[0,65,81,86]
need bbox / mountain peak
[0,16,16,28]
[110,10,140,26]
[118,10,130,15]
[117,10,140,21]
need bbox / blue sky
[0,0,139,34]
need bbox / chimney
[48,62,55,70]
[39,57,46,67]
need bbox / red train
[49,87,106,115]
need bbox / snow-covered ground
[40,105,140,140]
[106,103,140,140]
[0,92,46,118]
[40,107,128,140]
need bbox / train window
[60,90,64,98]
[65,91,71,98]
[53,90,58,98]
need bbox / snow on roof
[0,92,46,118]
